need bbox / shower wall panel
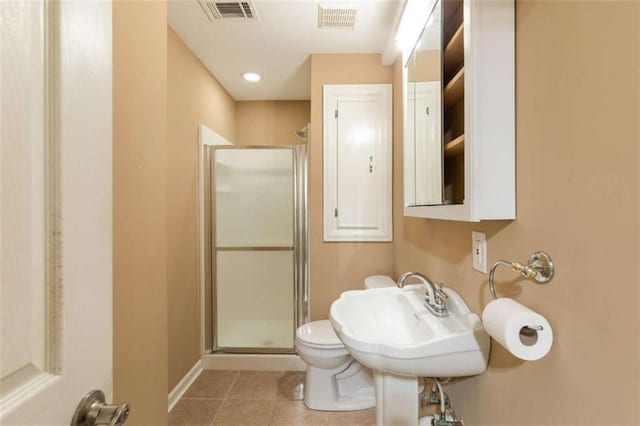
[216,251,294,349]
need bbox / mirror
[405,0,465,207]
[406,1,442,206]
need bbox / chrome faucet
[397,272,449,317]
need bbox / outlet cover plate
[472,231,487,273]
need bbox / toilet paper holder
[488,251,555,331]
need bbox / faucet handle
[436,284,448,301]
[423,284,450,318]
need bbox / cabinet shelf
[444,134,464,158]
[444,24,464,78]
[444,67,464,110]
[443,0,463,44]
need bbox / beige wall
[393,1,639,424]
[235,101,310,146]
[113,1,169,424]
[167,27,236,390]
[309,54,395,320]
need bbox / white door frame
[198,124,231,357]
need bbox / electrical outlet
[472,231,487,273]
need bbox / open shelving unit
[442,0,465,204]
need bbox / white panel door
[323,84,392,242]
[0,0,113,424]
[336,98,378,229]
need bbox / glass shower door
[213,147,295,351]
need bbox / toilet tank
[363,275,396,289]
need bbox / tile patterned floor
[169,370,376,426]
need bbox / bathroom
[1,0,638,425]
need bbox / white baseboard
[168,360,203,412]
[202,353,306,372]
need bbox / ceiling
[168,0,403,100]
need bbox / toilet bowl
[295,275,395,411]
[296,320,375,411]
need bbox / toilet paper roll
[481,298,553,361]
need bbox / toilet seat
[296,320,344,350]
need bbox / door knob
[71,390,130,426]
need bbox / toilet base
[303,360,375,411]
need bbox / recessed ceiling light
[242,72,261,82]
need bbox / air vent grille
[241,2,254,18]
[197,1,258,21]
[318,5,357,29]
[216,2,244,18]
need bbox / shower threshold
[202,353,306,372]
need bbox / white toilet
[295,275,395,411]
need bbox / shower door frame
[205,144,309,354]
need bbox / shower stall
[203,144,309,353]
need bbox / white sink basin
[329,285,489,377]
[329,285,490,426]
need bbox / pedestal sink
[329,286,489,426]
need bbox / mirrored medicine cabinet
[403,0,516,221]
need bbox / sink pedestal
[373,371,418,426]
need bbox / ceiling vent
[318,5,357,29]
[197,1,258,21]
